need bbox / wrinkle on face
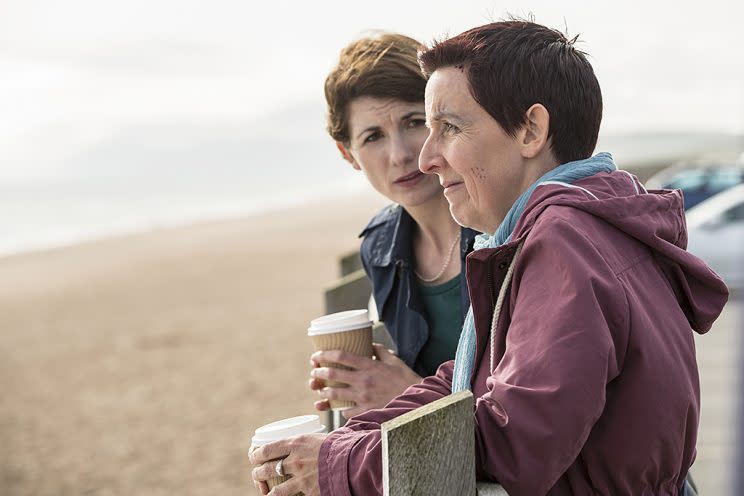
[348,98,425,149]
[471,167,488,181]
[422,67,526,233]
[343,96,441,210]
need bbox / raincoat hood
[512,170,729,334]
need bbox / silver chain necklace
[414,232,461,283]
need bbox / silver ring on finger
[275,458,285,477]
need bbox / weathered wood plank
[382,391,476,496]
[323,267,372,432]
[373,322,397,354]
[323,269,372,314]
[339,250,364,277]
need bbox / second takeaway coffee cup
[251,414,327,493]
[308,309,374,411]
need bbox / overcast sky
[1,0,742,182]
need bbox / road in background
[692,296,742,494]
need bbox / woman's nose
[418,132,439,174]
[389,134,417,168]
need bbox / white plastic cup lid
[251,415,326,446]
[307,309,372,336]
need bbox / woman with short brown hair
[307,32,478,421]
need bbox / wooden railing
[321,252,366,431]
[321,250,394,431]
[381,390,508,495]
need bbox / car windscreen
[707,168,743,192]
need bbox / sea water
[0,130,739,258]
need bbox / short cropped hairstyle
[325,33,426,144]
[419,20,602,165]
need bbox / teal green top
[415,275,464,376]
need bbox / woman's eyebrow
[400,111,425,120]
[355,125,380,141]
[426,110,462,126]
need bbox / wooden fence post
[322,256,374,432]
[339,250,364,277]
[323,269,372,315]
[380,390,509,496]
[381,391,476,495]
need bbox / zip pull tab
[394,259,407,274]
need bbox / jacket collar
[360,203,479,267]
[359,204,412,267]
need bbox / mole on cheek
[471,167,488,181]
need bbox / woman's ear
[336,142,361,171]
[520,104,550,159]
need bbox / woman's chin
[448,206,470,229]
[395,186,444,209]
[448,205,484,231]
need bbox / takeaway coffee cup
[251,414,327,492]
[308,309,374,411]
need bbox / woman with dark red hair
[250,20,726,496]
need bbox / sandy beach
[0,191,388,496]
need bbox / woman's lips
[394,170,425,186]
[443,181,464,194]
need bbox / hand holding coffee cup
[309,344,423,419]
[249,415,326,495]
[307,310,374,411]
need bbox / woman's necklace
[414,232,461,283]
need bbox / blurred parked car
[686,183,744,290]
[645,160,744,210]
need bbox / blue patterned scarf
[451,152,617,392]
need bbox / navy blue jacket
[359,204,478,376]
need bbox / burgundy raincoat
[318,171,729,495]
